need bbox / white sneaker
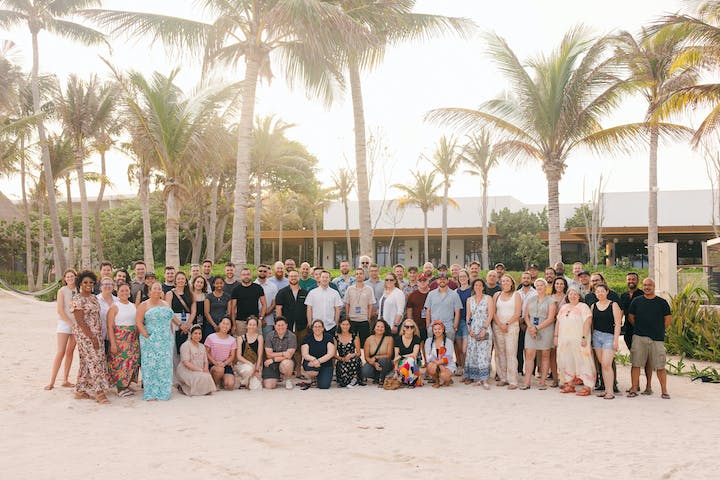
[349,378,358,387]
[285,379,294,390]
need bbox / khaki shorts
[630,335,666,370]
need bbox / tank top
[495,293,517,323]
[59,286,75,321]
[241,334,259,363]
[592,301,615,334]
[114,301,137,327]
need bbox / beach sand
[2,288,719,479]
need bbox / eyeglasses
[402,325,413,329]
[101,283,113,287]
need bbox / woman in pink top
[205,317,237,389]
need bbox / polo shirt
[264,330,297,353]
[344,284,376,322]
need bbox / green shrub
[666,284,720,362]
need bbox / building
[261,189,712,269]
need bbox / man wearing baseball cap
[406,273,432,341]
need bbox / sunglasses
[402,325,413,329]
[361,262,370,265]
[385,278,395,282]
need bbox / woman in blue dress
[136,281,174,401]
[464,278,495,389]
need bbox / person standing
[222,263,240,296]
[402,266,419,296]
[454,269,473,376]
[344,268,376,347]
[129,260,147,301]
[92,262,113,295]
[284,258,296,273]
[166,271,193,354]
[201,259,213,292]
[555,287,595,396]
[516,271,538,376]
[627,278,672,399]
[520,278,556,390]
[162,265,176,294]
[45,269,77,391]
[71,270,110,404]
[332,259,355,304]
[468,261,481,283]
[465,279,494,389]
[620,272,651,392]
[543,267,556,295]
[493,274,522,389]
[230,267,266,337]
[298,262,317,291]
[377,272,406,335]
[429,264,458,290]
[137,282,175,401]
[393,264,407,289]
[255,265,278,336]
[424,272,462,341]
[106,283,140,397]
[406,274,431,342]
[484,270,501,296]
[367,264,384,315]
[304,270,343,335]
[204,277,231,341]
[275,270,309,376]
[591,283,622,399]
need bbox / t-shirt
[406,290,430,330]
[484,284,501,297]
[367,279,384,308]
[395,334,420,357]
[275,285,309,332]
[222,279,240,297]
[344,284,376,322]
[204,333,236,363]
[265,330,297,353]
[298,277,317,291]
[302,331,334,362]
[231,283,265,320]
[628,295,671,342]
[584,289,621,307]
[268,275,290,291]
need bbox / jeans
[361,357,393,382]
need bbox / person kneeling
[176,325,216,396]
[205,317,237,390]
[262,317,297,389]
[300,320,336,390]
[361,319,394,385]
[424,321,457,388]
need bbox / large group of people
[45,257,673,404]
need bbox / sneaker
[346,383,355,389]
[285,379,294,390]
[349,378,358,387]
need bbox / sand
[1,288,719,480]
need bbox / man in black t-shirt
[620,272,651,391]
[628,278,672,399]
[275,270,309,377]
[231,267,266,336]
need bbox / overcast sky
[0,0,708,206]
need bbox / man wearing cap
[528,264,540,283]
[429,264,459,290]
[423,272,462,341]
[407,274,432,341]
[578,270,592,298]
[494,262,506,278]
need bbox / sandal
[603,393,615,400]
[538,382,547,390]
[560,384,575,394]
[550,381,559,388]
[518,384,530,390]
[642,388,653,396]
[661,393,671,400]
[118,388,134,398]
[74,392,91,400]
[627,390,639,398]
[575,387,591,396]
[96,393,110,404]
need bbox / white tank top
[114,301,137,327]
[495,293,516,322]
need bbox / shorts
[222,365,233,375]
[56,320,73,335]
[592,330,615,350]
[455,318,468,339]
[262,358,296,379]
[630,335,665,370]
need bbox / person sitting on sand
[233,316,264,390]
[262,317,297,390]
[205,317,237,390]
[393,319,422,387]
[424,320,457,388]
[176,325,216,396]
[361,319,394,385]
[300,319,336,389]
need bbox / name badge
[355,306,361,314]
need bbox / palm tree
[427,135,461,265]
[124,137,155,273]
[614,28,698,275]
[329,0,475,259]
[460,129,502,270]
[331,167,356,263]
[427,27,685,266]
[83,1,367,266]
[393,170,449,263]
[113,68,234,268]
[299,181,333,266]
[250,115,317,265]
[0,0,107,275]
[54,74,116,269]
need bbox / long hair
[551,277,568,295]
[173,271,193,311]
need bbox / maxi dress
[71,294,109,396]
[556,302,596,387]
[465,295,493,381]
[140,305,174,400]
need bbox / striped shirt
[204,333,236,363]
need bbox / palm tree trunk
[545,163,563,266]
[165,184,181,269]
[481,175,489,270]
[65,178,75,268]
[313,216,318,266]
[648,125,659,275]
[31,29,66,275]
[138,173,154,272]
[423,209,429,263]
[253,174,262,265]
[36,197,45,289]
[190,221,204,264]
[279,220,284,262]
[75,148,91,269]
[348,59,372,258]
[94,148,107,262]
[231,54,261,267]
[441,182,449,265]
[215,214,228,260]
[205,174,219,262]
[344,199,352,262]
[20,146,35,290]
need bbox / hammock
[0,277,60,297]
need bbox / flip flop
[603,393,615,400]
[641,389,653,396]
[661,393,671,399]
[627,391,638,398]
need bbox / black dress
[335,332,361,387]
[205,292,230,341]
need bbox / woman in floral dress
[334,317,362,387]
[555,286,596,396]
[71,270,110,404]
[464,278,495,389]
[136,281,175,401]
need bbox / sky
[0,0,709,206]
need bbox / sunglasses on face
[402,325,413,329]
[385,278,394,282]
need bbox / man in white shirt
[255,264,278,336]
[305,270,343,335]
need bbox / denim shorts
[592,330,614,350]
